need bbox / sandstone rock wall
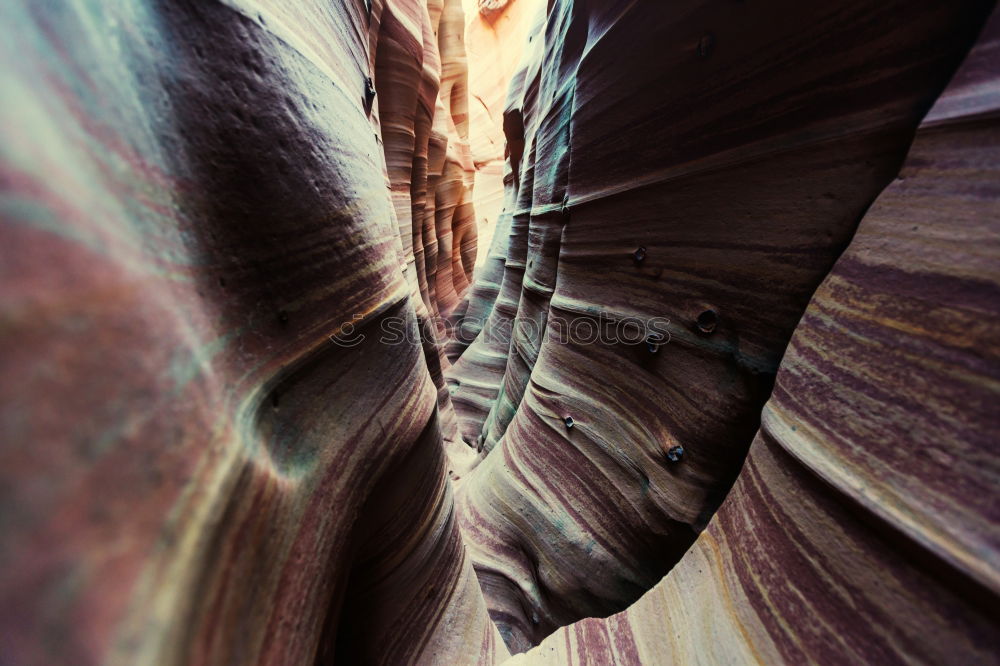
[508,11,1000,662]
[462,0,545,268]
[447,0,998,653]
[1,0,998,664]
[0,0,502,663]
[371,0,484,473]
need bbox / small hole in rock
[364,77,377,112]
[697,33,715,58]
[696,309,717,334]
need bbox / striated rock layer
[0,0,503,664]
[509,11,1000,662]
[461,0,544,269]
[448,0,998,653]
[371,0,482,472]
[1,0,999,664]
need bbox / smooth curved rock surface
[1,0,998,664]
[371,0,484,473]
[0,0,503,664]
[450,0,996,652]
[509,12,1000,662]
[447,6,548,448]
[461,0,544,268]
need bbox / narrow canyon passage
[0,1,998,665]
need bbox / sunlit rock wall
[448,0,997,653]
[379,0,476,324]
[509,12,1000,662]
[371,0,483,474]
[0,0,504,664]
[445,0,545,417]
[462,0,545,267]
[446,9,546,450]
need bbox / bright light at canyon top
[462,0,543,266]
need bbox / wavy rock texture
[447,9,547,451]
[449,0,997,652]
[461,0,545,268]
[371,0,482,472]
[428,0,477,323]
[2,0,999,664]
[0,0,505,664]
[509,12,1000,663]
[445,0,545,430]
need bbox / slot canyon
[0,0,998,664]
